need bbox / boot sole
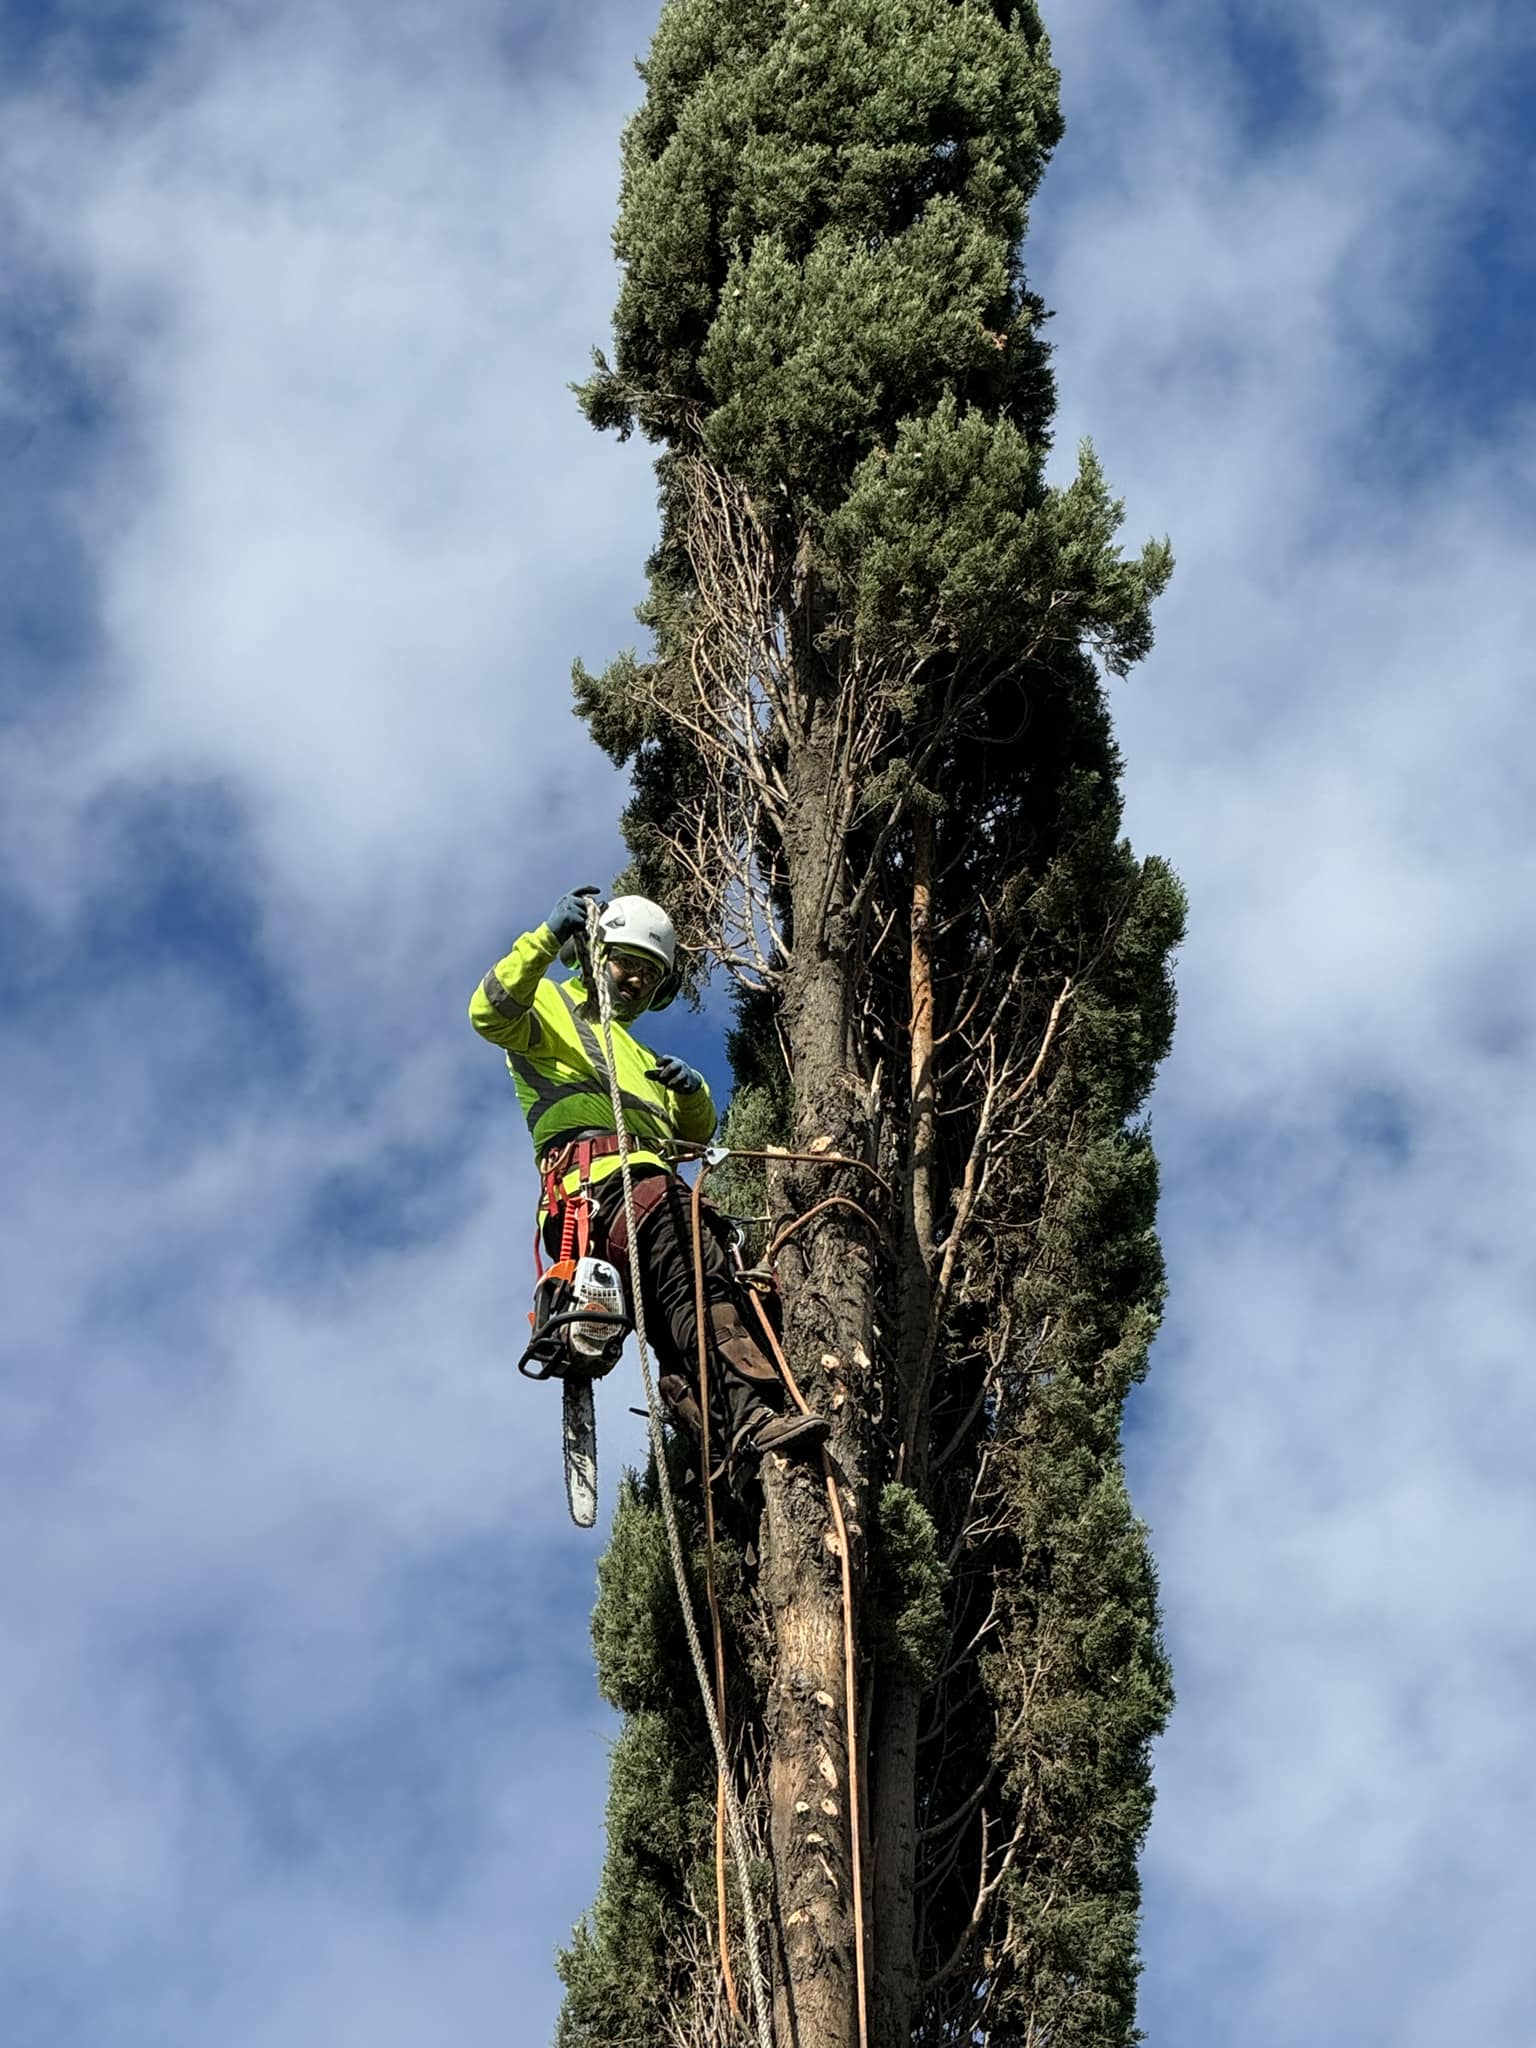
[752,1413,830,1456]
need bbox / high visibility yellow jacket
[469,922,717,1205]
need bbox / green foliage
[591,1469,706,1718]
[580,0,1063,500]
[911,832,1181,2046]
[824,408,1170,672]
[871,1482,950,1687]
[980,1432,1172,2047]
[571,652,653,761]
[558,1467,723,2046]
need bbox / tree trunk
[759,689,873,2048]
[760,1467,860,2048]
[869,1682,921,2047]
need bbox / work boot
[736,1404,830,1460]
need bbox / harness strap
[600,1170,677,1265]
[537,1135,615,1276]
[541,1132,625,1183]
[544,1136,620,1232]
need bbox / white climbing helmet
[596,895,677,973]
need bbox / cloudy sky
[1,1,1531,2042]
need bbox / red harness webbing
[533,1136,606,1279]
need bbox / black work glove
[545,886,601,944]
[647,1054,704,1096]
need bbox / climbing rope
[585,902,776,2048]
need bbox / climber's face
[605,947,665,1020]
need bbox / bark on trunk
[759,685,873,2048]
[761,1466,859,2048]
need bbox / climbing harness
[519,1140,627,1375]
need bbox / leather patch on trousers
[708,1301,782,1386]
[598,1171,676,1265]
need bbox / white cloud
[1,5,661,2041]
[1,0,655,923]
[1035,1,1536,2038]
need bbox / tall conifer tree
[556,5,1183,2043]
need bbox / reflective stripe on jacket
[468,922,717,1203]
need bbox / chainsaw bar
[562,1374,599,1528]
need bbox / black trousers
[551,1169,782,1437]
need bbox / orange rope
[768,1192,885,1264]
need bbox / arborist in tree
[470,887,829,1461]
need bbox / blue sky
[1,1,1532,2043]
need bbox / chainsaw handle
[516,1307,629,1380]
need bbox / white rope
[585,902,776,2048]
